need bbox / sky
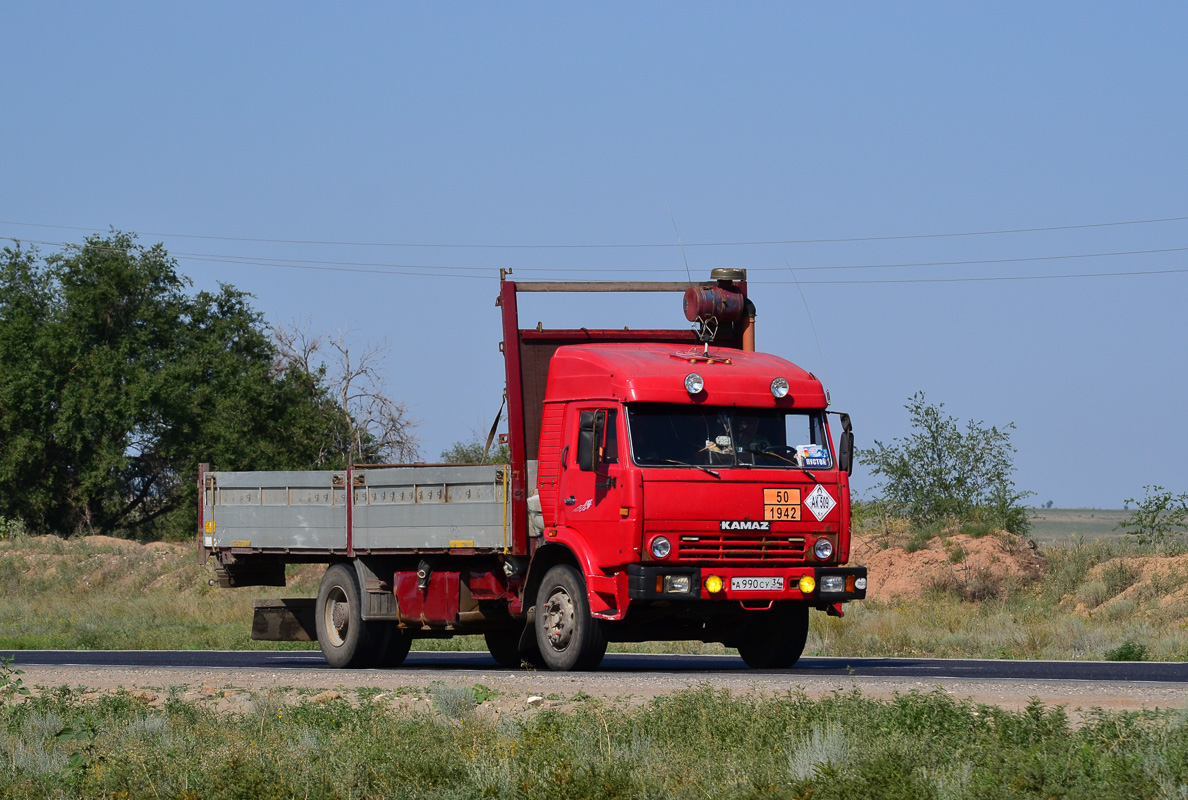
[2,3,1185,508]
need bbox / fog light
[820,575,845,593]
[813,537,834,560]
[705,575,724,594]
[650,536,671,559]
[684,373,704,395]
[855,576,867,591]
[798,575,816,594]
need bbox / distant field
[1028,507,1130,543]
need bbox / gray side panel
[353,465,508,550]
[207,471,347,550]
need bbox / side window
[577,409,618,472]
[603,409,619,464]
[783,412,833,468]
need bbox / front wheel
[736,603,809,669]
[534,564,607,671]
[315,563,384,668]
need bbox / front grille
[676,534,806,564]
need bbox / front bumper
[626,564,867,603]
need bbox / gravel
[12,662,1186,725]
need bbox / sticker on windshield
[796,444,831,469]
[805,485,837,521]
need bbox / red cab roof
[543,342,827,408]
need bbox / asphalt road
[3,650,1186,683]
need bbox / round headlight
[770,377,789,398]
[650,536,672,559]
[798,575,816,594]
[813,537,834,560]
[684,373,704,395]
[705,575,724,594]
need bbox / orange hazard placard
[763,488,801,521]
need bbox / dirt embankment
[1065,553,1188,621]
[851,530,1046,601]
[851,527,1188,625]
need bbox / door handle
[564,496,576,506]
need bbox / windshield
[627,404,833,470]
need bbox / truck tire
[315,563,384,668]
[736,603,810,669]
[376,623,413,668]
[484,629,534,668]
[534,564,607,671]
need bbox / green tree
[0,234,345,538]
[859,392,1032,534]
[440,437,510,464]
[1116,486,1187,549]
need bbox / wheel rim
[324,585,349,647]
[543,586,576,651]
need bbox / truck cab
[496,271,866,670]
[522,341,866,669]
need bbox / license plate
[730,576,784,592]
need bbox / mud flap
[251,598,317,641]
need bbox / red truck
[200,269,867,670]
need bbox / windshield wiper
[742,447,818,482]
[661,459,721,479]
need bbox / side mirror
[578,409,616,473]
[590,411,606,472]
[838,431,854,475]
[577,412,596,472]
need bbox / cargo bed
[201,464,510,554]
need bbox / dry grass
[807,534,1188,661]
[0,534,321,651]
[2,530,1186,661]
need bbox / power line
[5,236,1184,285]
[761,246,1188,272]
[760,267,1188,285]
[9,236,1188,276]
[1,213,1187,249]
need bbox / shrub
[860,393,1033,535]
[1101,560,1139,597]
[430,683,479,720]
[0,516,27,540]
[1117,486,1188,550]
[1104,641,1148,661]
[1076,581,1110,609]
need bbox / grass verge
[2,685,1187,799]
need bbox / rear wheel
[376,623,413,668]
[736,604,810,669]
[315,564,384,668]
[484,629,526,668]
[484,626,547,669]
[534,565,607,671]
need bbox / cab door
[558,406,627,560]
